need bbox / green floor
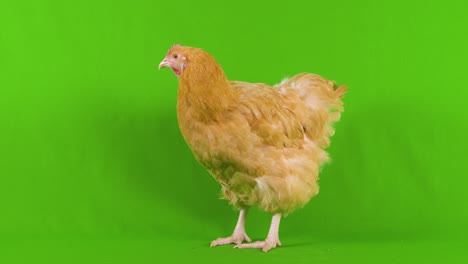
[2,237,466,264]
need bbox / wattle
[171,67,181,76]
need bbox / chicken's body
[159,45,346,252]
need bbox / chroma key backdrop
[1,0,467,263]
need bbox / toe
[210,239,219,247]
[210,238,229,247]
[235,241,264,249]
[262,242,274,252]
[211,232,252,247]
[261,239,281,252]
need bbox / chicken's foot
[211,209,251,247]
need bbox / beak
[158,59,169,70]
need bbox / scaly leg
[210,209,252,247]
[235,213,282,252]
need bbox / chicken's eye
[173,54,178,59]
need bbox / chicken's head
[158,44,187,77]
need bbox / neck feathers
[178,49,234,121]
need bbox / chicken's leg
[210,209,251,247]
[235,213,282,252]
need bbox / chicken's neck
[177,65,235,122]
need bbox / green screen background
[1,0,467,263]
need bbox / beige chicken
[159,45,347,252]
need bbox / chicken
[159,45,347,252]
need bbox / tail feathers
[334,84,348,99]
[277,73,347,149]
[327,84,346,125]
